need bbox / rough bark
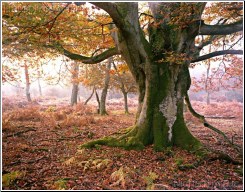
[99,58,111,115]
[70,62,79,106]
[78,2,242,152]
[80,2,204,151]
[24,64,32,102]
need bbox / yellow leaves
[45,106,56,112]
[143,171,159,190]
[62,157,76,166]
[63,157,112,172]
[52,179,68,190]
[109,166,136,189]
[63,148,112,172]
[79,159,112,172]
[110,167,127,188]
[2,171,25,187]
[91,159,112,171]
[117,64,129,73]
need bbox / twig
[205,116,235,119]
[4,128,37,138]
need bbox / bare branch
[199,19,243,35]
[185,93,242,154]
[191,50,243,63]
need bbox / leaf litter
[2,97,243,190]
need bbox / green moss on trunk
[172,103,201,151]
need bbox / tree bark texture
[99,58,112,115]
[80,2,242,151]
[70,62,79,106]
[80,2,206,151]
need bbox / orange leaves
[157,51,191,65]
[203,2,243,24]
[109,69,116,75]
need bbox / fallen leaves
[2,97,243,190]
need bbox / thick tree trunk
[132,63,200,151]
[99,58,111,115]
[70,62,79,106]
[81,2,204,151]
[24,64,32,102]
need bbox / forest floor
[2,96,243,190]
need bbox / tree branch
[196,35,218,50]
[47,43,119,64]
[90,2,125,29]
[185,93,242,154]
[199,19,243,35]
[191,50,243,63]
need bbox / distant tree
[81,59,112,115]
[70,61,80,106]
[110,57,137,114]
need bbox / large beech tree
[2,2,243,151]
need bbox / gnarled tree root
[80,126,145,150]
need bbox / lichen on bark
[159,94,177,142]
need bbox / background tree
[70,61,80,106]
[110,57,137,114]
[80,59,112,115]
[191,54,243,104]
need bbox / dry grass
[4,106,42,122]
[2,113,14,131]
[61,114,96,128]
[39,103,96,129]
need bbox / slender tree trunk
[122,90,129,114]
[205,46,211,105]
[84,86,95,105]
[24,64,32,102]
[37,72,42,97]
[99,58,111,115]
[15,82,22,96]
[95,88,100,114]
[71,62,79,106]
[207,91,210,105]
